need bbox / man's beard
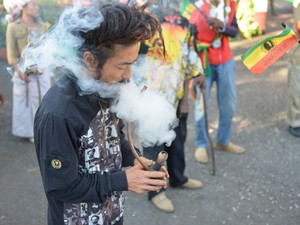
[76,77,123,98]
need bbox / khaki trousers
[287,45,300,127]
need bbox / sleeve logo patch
[51,159,62,169]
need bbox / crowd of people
[0,0,299,225]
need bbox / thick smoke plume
[21,1,179,147]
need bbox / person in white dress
[4,0,51,142]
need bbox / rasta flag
[241,24,299,75]
[180,0,198,21]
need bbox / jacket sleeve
[34,113,128,204]
[221,15,239,38]
[220,0,239,38]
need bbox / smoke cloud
[111,82,178,147]
[20,4,103,84]
[21,1,179,147]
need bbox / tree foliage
[236,0,263,39]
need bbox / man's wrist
[218,22,226,33]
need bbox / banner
[180,0,198,21]
[241,24,299,75]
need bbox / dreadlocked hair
[79,1,165,69]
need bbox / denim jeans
[194,58,237,147]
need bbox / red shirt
[189,0,238,65]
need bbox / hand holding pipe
[150,151,168,171]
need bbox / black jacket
[34,73,136,225]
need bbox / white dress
[12,73,51,138]
[6,19,51,138]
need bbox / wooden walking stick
[200,86,216,175]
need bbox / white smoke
[111,82,178,147]
[20,4,103,89]
[132,55,182,105]
[20,1,179,147]
[110,55,181,147]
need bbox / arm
[194,74,205,90]
[117,119,169,192]
[206,15,239,38]
[6,23,29,81]
[35,114,167,202]
[35,113,127,203]
[220,15,239,38]
[206,0,239,39]
[6,23,19,66]
[178,80,190,118]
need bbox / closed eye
[117,58,138,70]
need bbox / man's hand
[15,66,29,82]
[194,74,205,90]
[133,156,154,167]
[134,156,169,178]
[22,72,29,82]
[125,162,168,194]
[207,17,224,30]
[177,80,190,118]
[14,64,42,82]
[178,98,189,119]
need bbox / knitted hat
[3,0,31,22]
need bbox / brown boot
[213,142,245,154]
[194,147,208,163]
[151,192,175,213]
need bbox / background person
[4,0,51,143]
[287,0,300,138]
[140,5,204,212]
[188,0,245,164]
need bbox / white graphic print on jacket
[63,107,124,225]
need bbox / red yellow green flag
[180,0,198,21]
[241,24,299,75]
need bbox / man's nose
[122,66,132,80]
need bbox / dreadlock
[79,1,165,69]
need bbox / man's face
[94,43,139,83]
[87,149,95,159]
[91,215,99,223]
[23,0,40,18]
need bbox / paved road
[1,1,299,225]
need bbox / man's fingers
[127,164,169,194]
[147,160,155,167]
[138,185,162,193]
[160,166,169,178]
[136,157,155,168]
[146,170,166,179]
[142,179,167,192]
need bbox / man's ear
[83,51,98,70]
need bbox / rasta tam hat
[3,0,31,22]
